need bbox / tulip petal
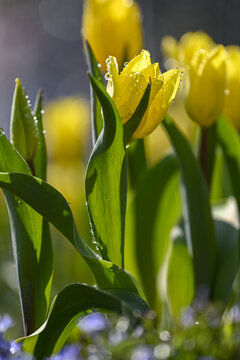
[133,69,181,138]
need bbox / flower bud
[184,45,227,127]
[162,31,215,67]
[10,78,39,162]
[223,46,240,129]
[82,0,143,71]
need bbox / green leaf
[0,170,141,295]
[86,75,126,267]
[213,219,239,304]
[123,82,151,145]
[85,41,103,145]
[168,230,194,318]
[10,79,39,163]
[163,115,216,295]
[216,116,240,211]
[127,139,147,190]
[22,284,149,359]
[32,89,47,180]
[0,133,53,335]
[133,154,181,310]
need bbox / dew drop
[40,109,45,115]
[97,63,101,68]
[0,128,5,135]
[42,129,47,135]
[123,61,129,67]
[224,88,230,96]
[25,95,29,100]
[105,72,111,81]
[17,199,22,205]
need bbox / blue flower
[0,315,14,334]
[78,313,109,335]
[131,345,154,360]
[48,344,80,360]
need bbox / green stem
[199,123,217,188]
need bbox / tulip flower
[161,31,215,67]
[184,45,226,127]
[106,50,181,139]
[82,0,143,71]
[223,46,240,129]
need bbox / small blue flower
[131,345,154,360]
[78,313,109,335]
[49,344,80,360]
[0,315,14,333]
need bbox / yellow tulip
[161,31,215,67]
[106,50,181,139]
[223,46,240,129]
[45,97,90,163]
[184,45,226,127]
[82,0,143,71]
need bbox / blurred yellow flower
[106,50,181,139]
[184,45,226,127]
[82,0,143,71]
[223,46,240,129]
[161,31,215,67]
[45,97,90,163]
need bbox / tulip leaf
[133,154,181,310]
[0,169,141,295]
[0,132,53,335]
[86,41,103,145]
[163,115,216,295]
[86,75,127,267]
[22,283,149,359]
[212,219,239,304]
[123,82,151,145]
[216,116,240,211]
[127,139,147,190]
[32,89,47,181]
[168,230,194,319]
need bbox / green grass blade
[163,115,217,295]
[86,76,127,267]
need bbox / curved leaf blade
[86,41,103,145]
[0,133,53,335]
[163,115,216,295]
[86,76,127,267]
[0,171,140,295]
[22,284,149,359]
[216,116,240,211]
[133,154,181,310]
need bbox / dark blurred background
[0,0,237,132]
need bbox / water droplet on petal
[42,129,47,135]
[0,128,5,135]
[224,89,230,96]
[40,109,45,115]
